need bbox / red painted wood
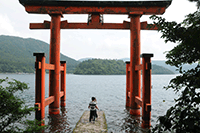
[146,104,151,112]
[30,21,157,30]
[141,55,152,128]
[34,54,45,126]
[60,66,64,71]
[135,64,143,71]
[129,13,142,116]
[49,14,61,115]
[126,62,130,108]
[35,103,40,111]
[45,63,55,70]
[135,96,143,107]
[33,54,67,126]
[60,61,66,107]
[45,96,55,107]
[25,6,167,15]
[60,91,64,97]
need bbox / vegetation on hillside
[74,59,174,75]
[0,35,79,73]
[152,64,174,74]
[0,35,175,75]
[74,59,126,75]
[150,0,200,132]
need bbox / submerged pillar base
[61,102,66,107]
[141,120,151,129]
[49,108,60,115]
[130,108,140,116]
[41,118,45,126]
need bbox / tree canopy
[74,59,126,75]
[150,0,200,132]
[73,59,174,75]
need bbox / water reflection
[120,109,140,133]
[117,108,149,133]
[46,107,72,133]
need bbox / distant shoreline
[0,72,34,74]
[0,73,175,75]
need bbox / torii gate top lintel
[19,0,172,15]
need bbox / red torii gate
[19,0,172,128]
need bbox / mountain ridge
[0,35,79,73]
[0,35,184,75]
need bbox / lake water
[0,74,179,133]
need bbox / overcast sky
[0,0,197,61]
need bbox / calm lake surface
[0,74,179,133]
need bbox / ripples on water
[0,74,178,133]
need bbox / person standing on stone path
[88,97,99,122]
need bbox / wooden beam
[135,64,143,71]
[30,21,127,30]
[45,63,55,70]
[146,104,151,112]
[128,92,130,98]
[30,20,158,30]
[60,91,64,98]
[37,62,41,69]
[127,65,130,72]
[35,62,65,71]
[45,96,55,107]
[25,6,166,15]
[62,22,126,29]
[60,66,64,71]
[145,63,152,70]
[30,20,50,29]
[35,103,41,111]
[135,96,143,107]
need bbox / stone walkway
[73,111,107,133]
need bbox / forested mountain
[0,35,175,74]
[152,64,174,74]
[74,59,174,75]
[120,58,198,74]
[0,35,79,73]
[74,59,126,75]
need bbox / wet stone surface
[73,111,107,133]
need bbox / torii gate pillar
[49,14,62,115]
[129,12,142,116]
